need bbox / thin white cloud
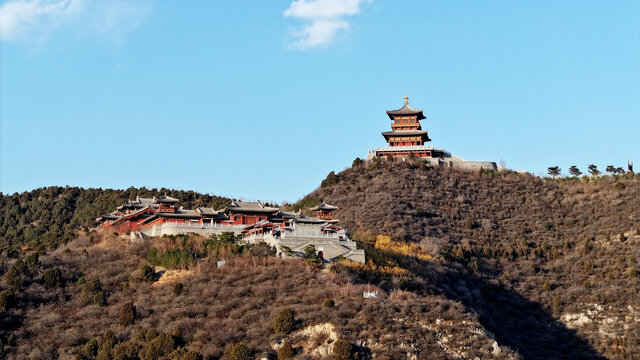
[0,0,150,44]
[0,0,82,41]
[283,0,371,50]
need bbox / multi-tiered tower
[374,94,445,158]
[369,95,497,170]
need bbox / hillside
[300,160,640,359]
[0,164,638,359]
[0,233,517,359]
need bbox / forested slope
[0,187,230,252]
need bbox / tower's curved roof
[386,95,426,120]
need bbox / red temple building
[94,198,365,263]
[310,203,338,220]
[95,198,343,237]
[224,201,280,225]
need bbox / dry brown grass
[302,162,640,358]
[1,234,515,359]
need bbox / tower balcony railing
[375,145,436,151]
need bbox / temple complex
[370,95,497,171]
[95,197,365,264]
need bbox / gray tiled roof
[225,201,280,214]
[157,195,179,204]
[243,220,278,229]
[310,203,338,211]
[137,196,156,204]
[293,217,326,224]
[196,207,228,218]
[386,104,426,120]
[158,209,201,219]
[95,212,122,222]
[279,211,299,218]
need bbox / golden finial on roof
[404,93,409,106]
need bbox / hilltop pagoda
[369,95,497,170]
[375,95,445,158]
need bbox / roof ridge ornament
[404,93,409,106]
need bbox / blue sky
[1,0,639,203]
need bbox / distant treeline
[0,186,230,253]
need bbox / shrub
[147,247,160,266]
[140,264,156,282]
[303,245,321,264]
[323,298,335,308]
[332,339,353,360]
[273,308,295,334]
[25,253,39,274]
[277,341,294,359]
[321,171,338,188]
[93,291,107,307]
[146,328,160,342]
[249,242,276,257]
[467,261,479,273]
[0,289,16,311]
[99,329,117,353]
[82,280,102,302]
[82,338,99,359]
[141,333,176,360]
[96,349,112,360]
[280,246,294,257]
[161,249,195,269]
[223,343,249,360]
[118,302,137,326]
[76,276,86,286]
[169,347,202,360]
[111,340,140,360]
[7,335,16,346]
[173,283,184,296]
[3,266,22,291]
[552,296,561,313]
[42,266,63,288]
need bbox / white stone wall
[140,223,245,237]
[245,233,365,264]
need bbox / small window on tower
[403,119,408,123]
